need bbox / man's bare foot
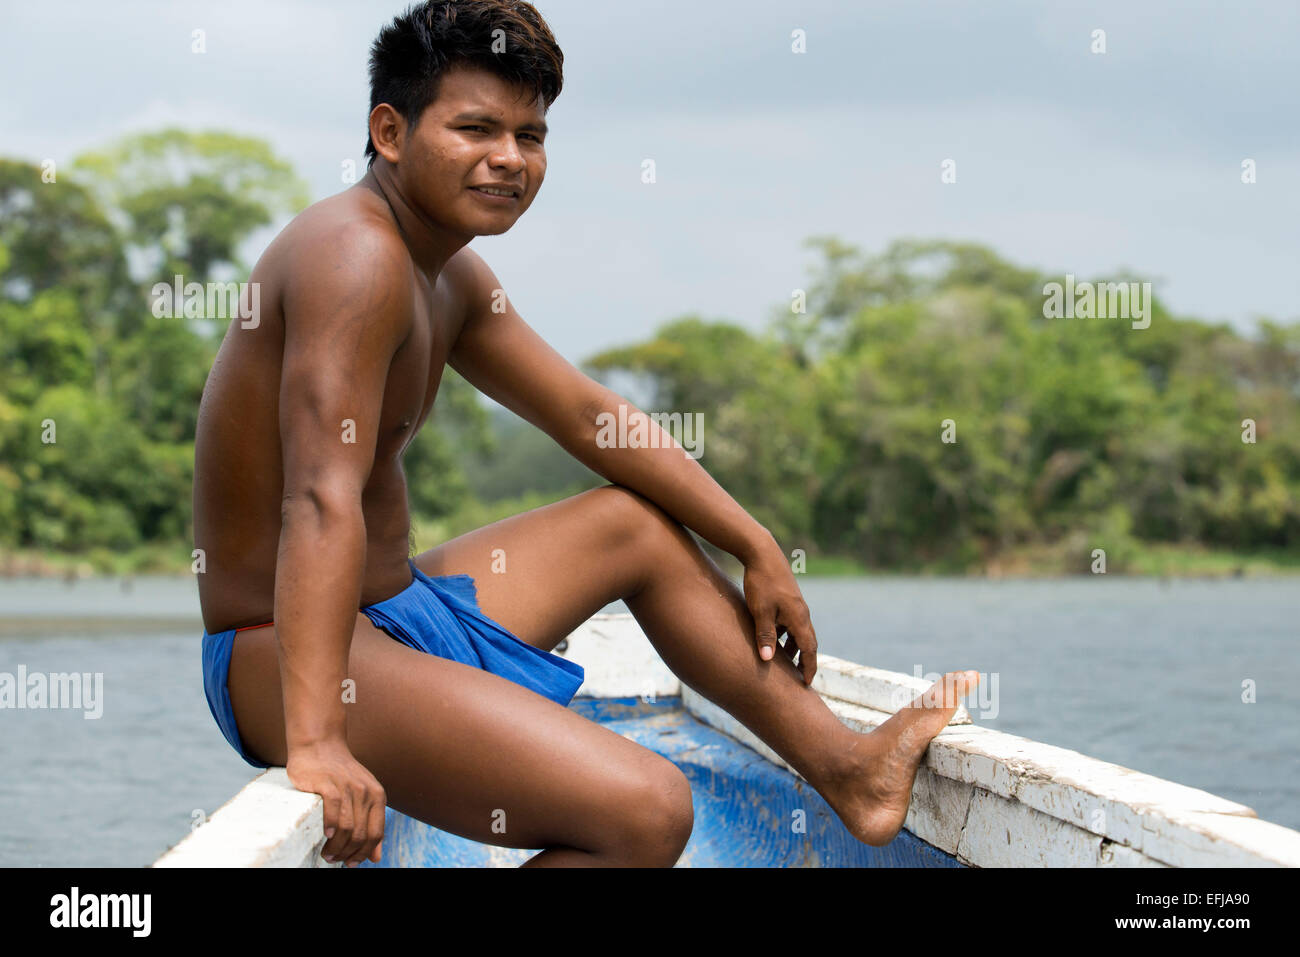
[818,670,980,847]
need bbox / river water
[0,574,1295,866]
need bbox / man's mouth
[470,186,520,199]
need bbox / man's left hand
[741,543,819,686]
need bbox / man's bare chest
[377,276,459,456]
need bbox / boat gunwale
[154,613,1300,868]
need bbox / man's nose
[489,137,525,169]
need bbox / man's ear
[368,103,405,165]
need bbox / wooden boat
[154,614,1300,867]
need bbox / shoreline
[2,543,1297,581]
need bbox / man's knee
[609,759,694,866]
[591,483,685,555]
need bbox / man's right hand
[286,739,387,867]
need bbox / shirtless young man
[193,0,978,868]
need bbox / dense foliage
[2,133,1296,571]
[584,239,1300,569]
[0,131,485,556]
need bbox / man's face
[396,62,548,237]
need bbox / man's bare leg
[416,484,979,847]
[228,615,695,867]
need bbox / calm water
[0,574,1295,866]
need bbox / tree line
[582,238,1299,569]
[2,132,1296,571]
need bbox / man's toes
[911,670,978,712]
[948,669,980,698]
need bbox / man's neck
[360,162,468,280]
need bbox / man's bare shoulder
[265,188,416,307]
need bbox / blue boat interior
[358,696,965,867]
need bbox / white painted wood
[958,788,1108,867]
[153,768,341,868]
[812,655,972,724]
[1007,742,1257,852]
[1135,808,1300,868]
[907,727,1024,799]
[904,766,974,856]
[1101,842,1169,868]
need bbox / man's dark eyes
[461,126,541,141]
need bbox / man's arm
[447,248,774,561]
[446,249,817,680]
[275,224,412,864]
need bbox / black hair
[364,0,564,165]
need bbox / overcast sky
[2,0,1297,364]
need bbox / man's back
[193,184,465,633]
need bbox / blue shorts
[201,560,586,768]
